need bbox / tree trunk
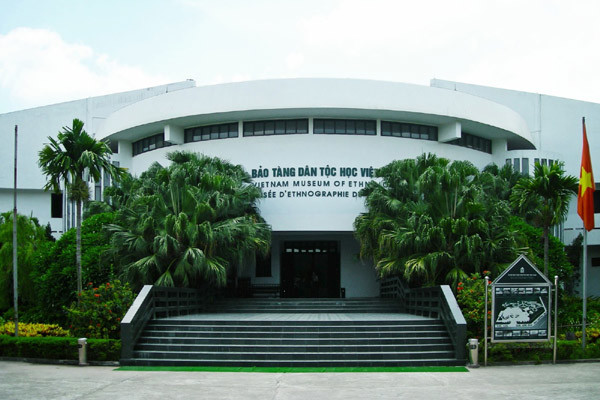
[543,226,549,277]
[76,199,82,302]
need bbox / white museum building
[1,78,599,297]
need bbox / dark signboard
[491,255,552,343]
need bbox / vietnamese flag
[578,117,595,231]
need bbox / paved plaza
[1,360,599,399]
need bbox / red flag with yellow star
[578,117,595,231]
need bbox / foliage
[0,335,120,361]
[456,272,492,339]
[0,322,69,337]
[354,154,518,287]
[106,151,271,290]
[65,280,134,339]
[558,295,600,336]
[508,217,574,284]
[38,118,125,296]
[510,162,578,276]
[30,212,116,325]
[0,212,50,311]
[484,341,600,363]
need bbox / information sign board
[491,255,552,343]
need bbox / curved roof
[97,78,535,149]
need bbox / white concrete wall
[432,79,600,246]
[0,81,195,233]
[128,128,497,232]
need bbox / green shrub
[0,335,120,361]
[456,272,492,339]
[65,280,133,339]
[31,212,116,325]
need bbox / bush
[0,322,69,337]
[31,212,116,325]
[65,280,133,339]
[0,335,120,361]
[456,272,492,339]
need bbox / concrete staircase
[122,298,463,367]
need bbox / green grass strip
[116,366,468,373]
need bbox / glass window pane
[244,123,253,136]
[275,121,285,134]
[286,120,297,134]
[522,158,529,175]
[381,121,390,136]
[356,121,365,134]
[265,121,275,135]
[366,121,376,135]
[324,120,334,134]
[401,124,411,138]
[335,120,346,134]
[254,122,264,136]
[297,119,308,133]
[313,119,323,134]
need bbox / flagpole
[582,229,587,349]
[13,125,18,337]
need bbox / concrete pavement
[1,360,599,399]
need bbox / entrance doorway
[280,241,340,298]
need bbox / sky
[1,0,599,114]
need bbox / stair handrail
[405,285,467,361]
[121,285,154,360]
[120,285,214,360]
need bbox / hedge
[482,340,600,364]
[0,335,120,362]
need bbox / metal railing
[380,277,467,361]
[120,285,213,360]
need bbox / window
[449,132,492,154]
[521,158,529,175]
[256,251,272,277]
[184,122,238,143]
[132,133,172,156]
[243,119,308,136]
[95,181,101,201]
[381,121,437,141]
[51,193,63,218]
[314,119,376,135]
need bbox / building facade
[1,78,599,297]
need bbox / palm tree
[510,162,578,277]
[107,151,271,290]
[355,154,518,288]
[38,118,124,296]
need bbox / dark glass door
[280,241,340,298]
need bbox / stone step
[122,358,461,367]
[135,343,455,353]
[132,349,456,361]
[137,336,452,346]
[139,329,449,339]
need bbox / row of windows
[381,121,437,141]
[132,133,172,156]
[184,123,238,143]
[243,119,308,136]
[132,120,491,156]
[507,157,557,175]
[449,132,492,154]
[313,119,376,135]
